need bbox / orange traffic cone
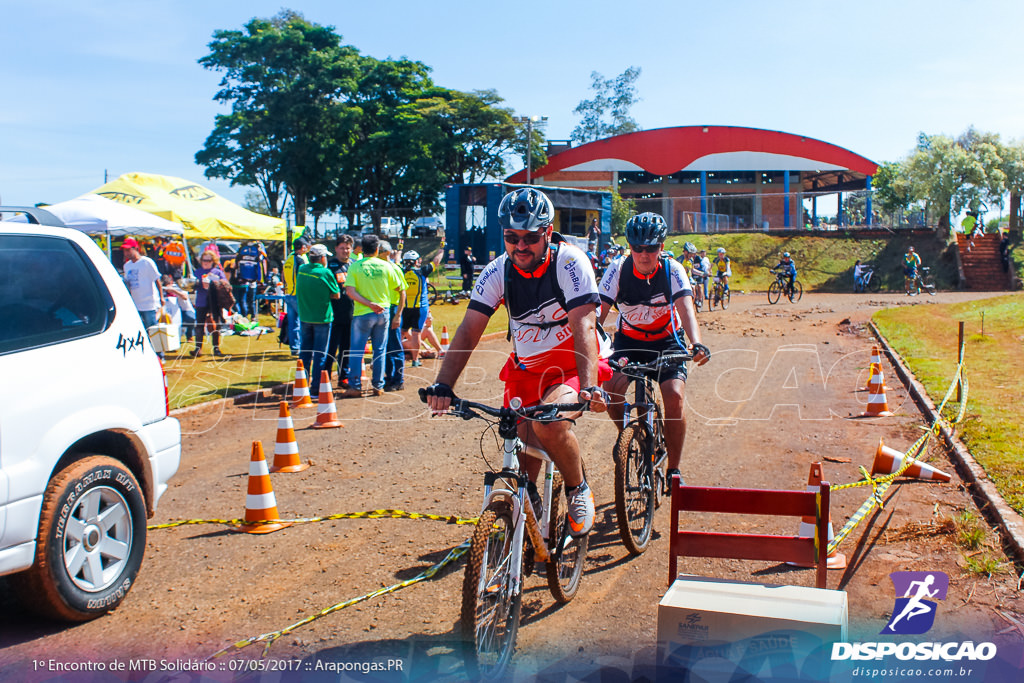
[271,401,309,473]
[312,370,344,429]
[292,359,314,408]
[239,441,291,534]
[860,364,893,417]
[862,346,882,390]
[788,462,846,570]
[440,326,450,356]
[871,438,951,482]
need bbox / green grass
[873,293,1024,515]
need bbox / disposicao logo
[831,570,997,662]
[882,570,948,635]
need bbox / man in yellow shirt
[341,235,406,397]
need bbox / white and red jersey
[468,242,601,371]
[599,255,692,341]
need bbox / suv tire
[11,456,147,621]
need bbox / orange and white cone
[239,441,291,534]
[312,370,344,429]
[271,401,309,473]
[862,347,883,390]
[871,438,951,482]
[292,359,314,408]
[440,326,450,356]
[788,462,846,570]
[860,364,893,417]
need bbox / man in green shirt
[297,243,341,394]
[342,235,406,397]
[377,241,408,392]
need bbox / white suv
[0,207,181,621]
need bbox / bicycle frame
[623,378,664,470]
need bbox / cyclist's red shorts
[499,355,613,408]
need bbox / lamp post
[513,115,547,185]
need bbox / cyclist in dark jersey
[598,212,709,484]
[401,247,444,367]
[424,188,610,537]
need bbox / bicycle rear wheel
[462,501,521,680]
[789,281,803,302]
[613,422,656,555]
[428,283,440,306]
[546,473,589,604]
[767,281,782,304]
[867,275,881,292]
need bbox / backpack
[614,254,676,337]
[236,244,263,282]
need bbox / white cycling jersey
[599,255,692,342]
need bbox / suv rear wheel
[11,455,147,621]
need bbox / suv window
[0,234,113,355]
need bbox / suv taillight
[159,357,170,416]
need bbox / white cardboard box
[147,323,180,353]
[658,575,847,680]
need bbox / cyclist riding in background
[598,213,710,483]
[903,245,922,296]
[772,252,797,292]
[713,246,732,292]
[684,242,708,299]
[423,187,610,537]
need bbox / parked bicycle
[419,391,591,678]
[767,268,803,304]
[428,283,471,305]
[710,277,730,310]
[609,351,692,555]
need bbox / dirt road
[2,292,1022,681]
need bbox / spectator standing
[400,247,444,367]
[460,245,476,293]
[377,241,408,392]
[192,249,227,357]
[341,235,405,398]
[853,260,866,292]
[587,217,600,253]
[296,244,341,391]
[121,237,164,330]
[282,237,311,356]
[323,235,355,386]
[235,241,268,320]
[1000,233,1010,272]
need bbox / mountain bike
[710,276,730,310]
[610,351,692,555]
[858,265,882,293]
[420,391,590,679]
[905,266,937,296]
[767,268,803,304]
[429,283,472,305]
[690,273,706,312]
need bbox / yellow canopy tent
[90,172,286,242]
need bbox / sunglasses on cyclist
[630,244,661,254]
[503,231,544,246]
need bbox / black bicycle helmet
[497,188,554,232]
[625,212,668,245]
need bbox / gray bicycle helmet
[625,212,668,245]
[401,250,420,263]
[497,188,554,231]
[683,242,697,255]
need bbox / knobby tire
[546,473,588,604]
[613,422,657,555]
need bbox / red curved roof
[507,126,878,182]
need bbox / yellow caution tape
[148,508,479,530]
[828,350,968,555]
[208,538,471,659]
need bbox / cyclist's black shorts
[904,266,918,278]
[401,306,428,331]
[610,333,688,384]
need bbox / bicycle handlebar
[418,387,587,422]
[608,352,693,377]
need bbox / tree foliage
[197,10,522,229]
[570,66,642,145]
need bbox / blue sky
[2,0,1023,215]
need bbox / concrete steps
[956,234,1009,290]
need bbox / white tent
[38,194,183,237]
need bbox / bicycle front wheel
[789,281,803,302]
[428,283,440,306]
[613,422,656,555]
[462,502,522,680]
[767,281,782,304]
[546,473,589,604]
[721,288,731,310]
[867,275,881,292]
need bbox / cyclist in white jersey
[599,213,709,483]
[424,188,610,537]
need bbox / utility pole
[513,115,548,185]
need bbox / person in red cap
[122,238,164,346]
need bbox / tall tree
[570,66,642,145]
[999,139,1024,233]
[196,10,359,225]
[905,131,992,235]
